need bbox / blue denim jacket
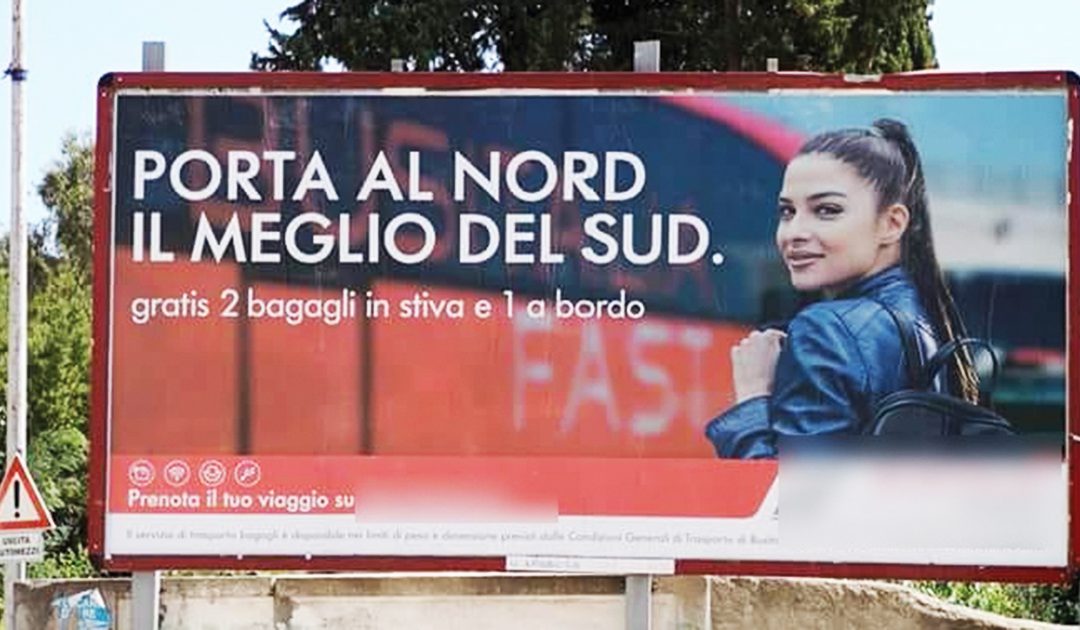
[704,266,938,459]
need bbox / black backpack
[868,303,1016,437]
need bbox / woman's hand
[731,329,787,403]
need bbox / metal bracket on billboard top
[0,454,53,531]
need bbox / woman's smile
[784,250,825,271]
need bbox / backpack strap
[925,337,1000,399]
[874,300,928,390]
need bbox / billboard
[90,72,1078,579]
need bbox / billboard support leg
[625,574,652,630]
[132,570,161,629]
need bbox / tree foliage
[252,0,937,72]
[38,134,94,281]
[26,262,92,560]
[0,134,95,577]
[913,581,1077,625]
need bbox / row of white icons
[127,459,261,489]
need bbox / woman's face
[776,153,896,296]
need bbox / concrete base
[12,573,1062,629]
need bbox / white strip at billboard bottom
[106,457,1067,567]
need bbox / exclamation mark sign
[13,479,21,519]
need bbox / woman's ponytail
[872,119,980,403]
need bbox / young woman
[705,119,978,459]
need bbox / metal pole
[625,575,652,630]
[3,0,27,624]
[130,42,165,630]
[633,40,660,72]
[627,39,659,630]
[142,41,165,72]
[132,571,161,628]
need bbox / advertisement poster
[91,74,1073,574]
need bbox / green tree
[251,0,936,72]
[26,261,92,569]
[913,581,1077,625]
[38,134,94,281]
[0,134,95,578]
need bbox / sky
[0,0,1075,229]
[0,0,287,228]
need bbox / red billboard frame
[89,70,1079,582]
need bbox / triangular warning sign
[0,454,53,531]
